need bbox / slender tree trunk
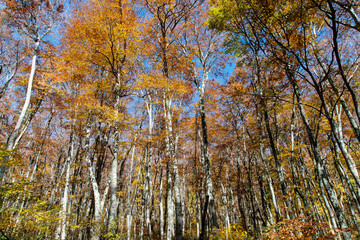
[319,175,342,239]
[327,0,360,125]
[0,41,40,182]
[199,87,218,231]
[261,98,291,219]
[289,96,309,213]
[173,155,183,240]
[235,151,249,231]
[166,159,175,240]
[56,133,74,240]
[163,96,183,240]
[126,147,136,240]
[334,149,360,235]
[292,80,352,240]
[259,132,281,222]
[326,75,360,141]
[160,170,165,240]
[144,94,153,237]
[0,63,18,100]
[220,182,230,238]
[108,130,119,231]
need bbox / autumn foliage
[0,0,360,240]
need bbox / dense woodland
[0,0,360,239]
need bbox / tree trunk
[0,41,40,182]
[144,94,153,237]
[126,147,136,240]
[292,80,352,240]
[199,88,218,231]
[84,122,109,240]
[56,133,74,240]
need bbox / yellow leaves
[210,223,249,240]
[70,224,81,230]
[131,179,138,187]
[4,181,58,236]
[209,0,236,21]
[137,73,192,97]
[68,0,140,60]
[0,200,60,237]
[2,180,33,197]
[71,176,84,183]
[227,81,245,95]
[137,74,165,90]
[54,0,142,129]
[0,148,23,168]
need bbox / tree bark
[84,122,109,240]
[0,41,40,182]
[56,133,74,240]
[292,80,352,240]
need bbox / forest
[0,0,360,239]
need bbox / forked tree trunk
[84,122,109,240]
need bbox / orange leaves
[263,216,336,240]
[137,73,192,98]
[62,0,140,77]
[73,93,126,123]
[227,81,246,96]
[54,0,142,127]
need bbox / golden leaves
[137,73,191,97]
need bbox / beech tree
[0,0,359,239]
[0,0,64,182]
[57,0,140,239]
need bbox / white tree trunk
[108,132,119,231]
[56,134,74,240]
[160,174,164,240]
[84,123,109,240]
[126,147,136,240]
[144,94,153,237]
[163,96,182,240]
[0,41,40,182]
